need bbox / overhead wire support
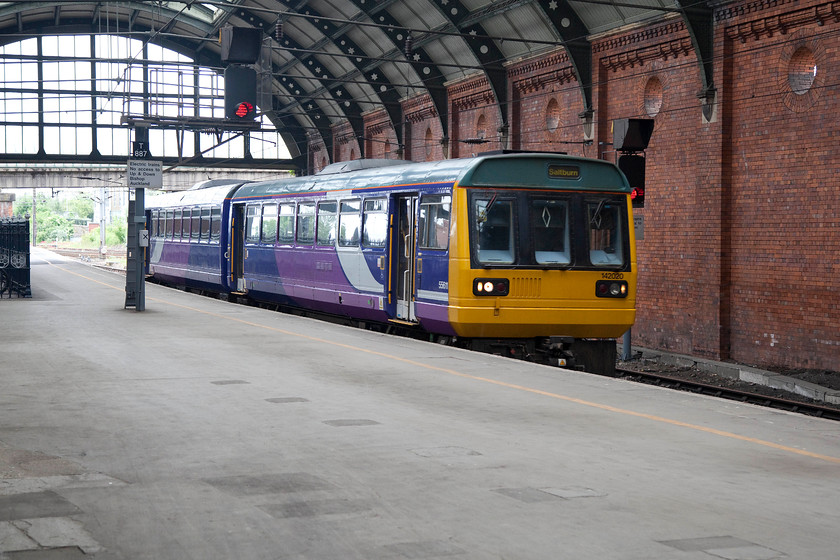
[273,71,442,91]
[270,44,490,73]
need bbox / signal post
[121,27,263,312]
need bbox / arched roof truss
[0,0,719,168]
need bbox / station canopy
[0,0,708,167]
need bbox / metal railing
[0,217,31,298]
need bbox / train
[145,152,637,375]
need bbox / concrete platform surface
[1,248,839,559]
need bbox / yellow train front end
[444,153,637,373]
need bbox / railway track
[616,367,840,421]
[48,247,127,260]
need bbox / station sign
[128,159,163,189]
[132,141,152,159]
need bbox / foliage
[35,214,75,243]
[13,192,108,245]
[81,221,126,247]
[66,196,94,221]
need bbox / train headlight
[473,278,509,296]
[596,280,628,298]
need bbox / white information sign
[634,215,644,241]
[128,160,163,189]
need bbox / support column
[124,189,146,311]
[125,127,150,311]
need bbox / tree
[66,195,94,222]
[36,214,74,243]
[14,192,97,244]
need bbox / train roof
[231,153,630,201]
[146,180,249,209]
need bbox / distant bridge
[0,165,289,193]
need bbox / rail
[617,367,840,421]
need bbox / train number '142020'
[601,272,624,280]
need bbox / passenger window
[338,200,361,247]
[261,204,278,244]
[245,205,260,243]
[190,208,200,240]
[362,198,387,248]
[278,204,295,244]
[587,200,623,266]
[317,201,337,246]
[475,198,514,264]
[296,203,316,245]
[165,210,174,238]
[210,208,221,242]
[418,195,450,250]
[151,210,159,237]
[532,199,570,265]
[174,209,183,239]
[200,207,211,241]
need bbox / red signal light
[234,101,254,119]
[631,186,645,208]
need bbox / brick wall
[447,74,503,159]
[403,94,445,162]
[0,192,14,218]
[322,0,840,370]
[363,109,400,160]
[593,19,728,360]
[508,50,593,158]
[718,1,840,369]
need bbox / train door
[230,203,246,292]
[394,195,418,321]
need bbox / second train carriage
[146,152,637,374]
[147,179,250,291]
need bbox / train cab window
[532,199,570,265]
[165,210,174,238]
[278,203,295,244]
[245,205,260,243]
[190,208,200,241]
[261,204,278,244]
[296,203,316,245]
[338,200,361,247]
[362,198,387,248]
[316,202,337,246]
[418,195,451,250]
[474,197,515,264]
[587,199,623,267]
[210,208,221,242]
[200,207,211,242]
[173,209,183,239]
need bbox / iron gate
[0,217,32,298]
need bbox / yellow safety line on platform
[52,260,840,465]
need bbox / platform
[1,248,839,559]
